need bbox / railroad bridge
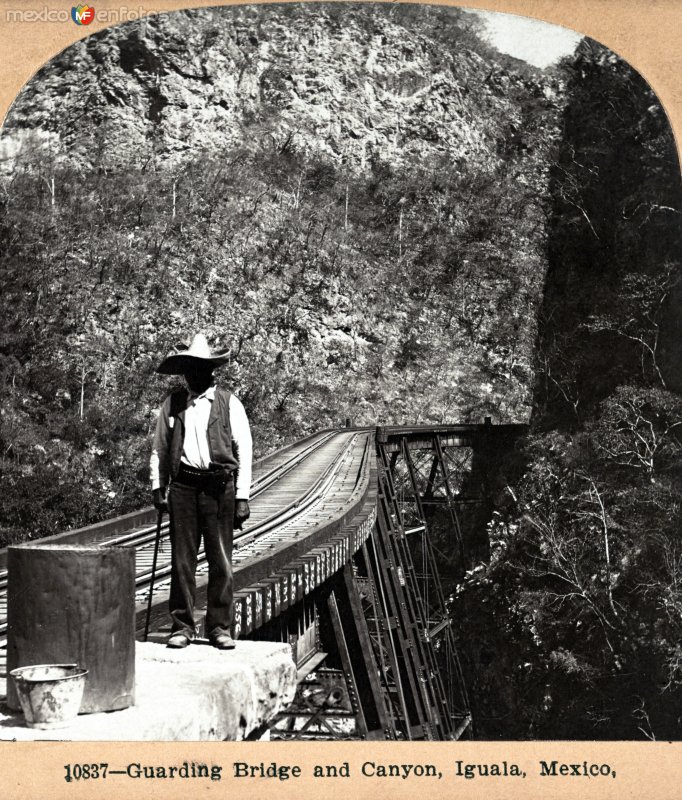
[0,422,525,740]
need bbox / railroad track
[132,430,366,603]
[0,428,374,671]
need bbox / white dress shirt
[150,387,252,499]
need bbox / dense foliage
[1,7,680,741]
[454,40,682,740]
[0,5,558,542]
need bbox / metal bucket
[10,664,88,729]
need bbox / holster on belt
[208,462,232,493]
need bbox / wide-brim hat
[156,333,230,375]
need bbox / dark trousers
[167,477,235,638]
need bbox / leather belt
[174,462,232,489]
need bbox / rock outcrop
[6,4,548,173]
[0,4,565,540]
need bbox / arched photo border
[0,2,680,799]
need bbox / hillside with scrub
[1,4,681,740]
[0,4,561,537]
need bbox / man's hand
[234,499,250,530]
[153,487,168,515]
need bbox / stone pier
[0,640,296,741]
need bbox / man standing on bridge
[150,333,252,650]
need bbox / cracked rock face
[0,3,564,434]
[4,4,534,173]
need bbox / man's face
[183,362,214,393]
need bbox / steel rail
[96,429,338,551]
[0,428,341,572]
[133,433,361,587]
[134,432,376,640]
[0,429,348,646]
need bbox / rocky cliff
[5,3,680,745]
[0,3,563,539]
[7,4,549,172]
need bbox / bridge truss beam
[260,424,524,741]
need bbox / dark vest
[168,386,239,479]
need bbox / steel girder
[376,433,473,739]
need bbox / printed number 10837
[64,764,109,782]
